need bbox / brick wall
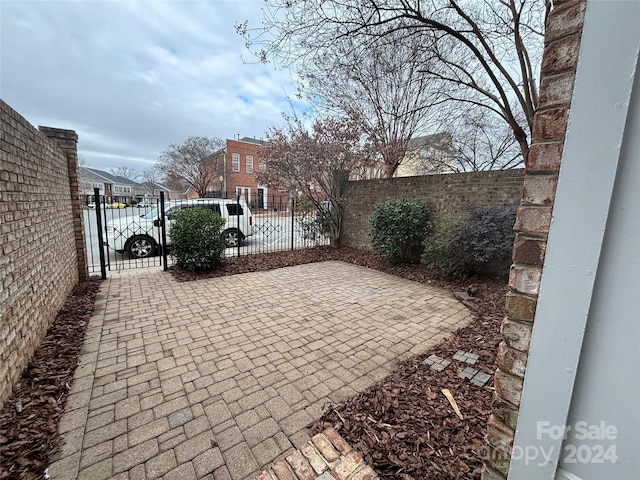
[481,1,587,479]
[340,169,525,250]
[0,100,87,408]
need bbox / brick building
[189,137,291,212]
[224,137,268,208]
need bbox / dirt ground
[0,247,506,480]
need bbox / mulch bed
[309,275,506,480]
[170,246,453,286]
[0,277,101,480]
[1,247,505,480]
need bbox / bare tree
[157,137,224,198]
[162,171,190,194]
[141,166,164,196]
[445,107,523,172]
[109,166,140,180]
[258,114,373,245]
[295,29,444,178]
[239,0,548,163]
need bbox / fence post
[94,188,107,280]
[291,197,295,251]
[237,194,241,258]
[160,192,168,271]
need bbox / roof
[407,132,452,150]
[238,136,266,146]
[140,181,170,192]
[80,166,111,183]
[82,167,140,186]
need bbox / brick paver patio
[48,261,472,480]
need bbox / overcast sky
[1,0,307,173]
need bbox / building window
[236,186,251,202]
[232,153,240,172]
[259,161,266,173]
[246,155,254,173]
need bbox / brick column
[481,1,587,478]
[38,126,89,281]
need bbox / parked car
[136,201,154,208]
[87,202,96,209]
[107,202,127,209]
[105,198,254,258]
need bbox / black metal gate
[85,188,166,277]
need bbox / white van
[105,198,253,258]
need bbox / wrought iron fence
[85,189,330,276]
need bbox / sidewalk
[48,261,472,480]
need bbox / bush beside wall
[342,170,525,250]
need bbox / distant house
[79,167,138,204]
[395,133,456,177]
[134,181,173,202]
[190,137,290,211]
[79,167,175,205]
[79,167,110,203]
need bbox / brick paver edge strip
[255,427,379,480]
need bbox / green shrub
[296,215,326,245]
[170,208,226,271]
[369,198,431,264]
[422,205,518,278]
[295,196,316,215]
[458,204,518,264]
[422,221,471,279]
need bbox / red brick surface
[272,460,296,480]
[331,452,363,480]
[522,175,558,206]
[508,265,542,296]
[544,0,587,42]
[514,206,552,236]
[256,429,379,480]
[225,138,263,199]
[512,236,547,267]
[541,34,582,74]
[494,370,524,409]
[532,107,570,141]
[539,72,576,109]
[526,142,563,173]
[490,396,521,431]
[486,415,515,455]
[300,441,329,474]
[311,433,340,463]
[500,319,533,354]
[496,343,529,378]
[286,450,315,480]
[323,428,352,455]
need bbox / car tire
[223,229,242,247]
[127,235,157,258]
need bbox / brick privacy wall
[0,100,86,408]
[481,1,587,479]
[341,169,525,250]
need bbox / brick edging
[255,427,379,480]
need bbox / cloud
[0,0,306,172]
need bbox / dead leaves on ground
[0,277,101,480]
